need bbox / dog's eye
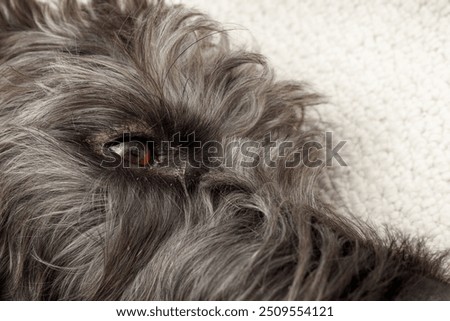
[105,135,154,168]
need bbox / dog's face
[0,1,448,300]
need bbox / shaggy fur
[0,0,449,300]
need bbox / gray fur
[0,0,448,300]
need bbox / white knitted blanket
[178,0,450,252]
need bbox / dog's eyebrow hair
[0,0,448,301]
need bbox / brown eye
[105,135,154,168]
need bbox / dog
[0,0,448,300]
